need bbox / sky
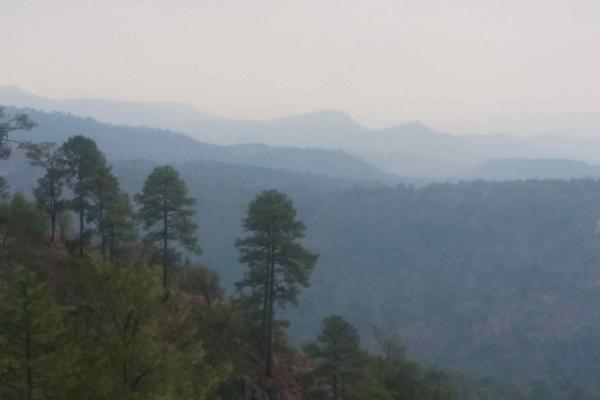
[1,0,600,135]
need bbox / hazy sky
[1,0,599,135]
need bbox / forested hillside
[4,107,600,399]
[0,107,495,399]
[105,160,600,399]
[5,0,600,398]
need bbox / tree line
[0,108,491,399]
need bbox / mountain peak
[0,85,28,95]
[378,120,438,137]
[273,109,362,130]
[396,120,431,132]
[308,109,354,120]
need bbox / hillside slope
[5,122,600,397]
[105,161,600,400]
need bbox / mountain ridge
[2,106,399,183]
[4,86,600,179]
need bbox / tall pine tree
[236,189,317,379]
[135,165,200,290]
[61,136,107,256]
[21,142,68,243]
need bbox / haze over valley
[2,1,600,399]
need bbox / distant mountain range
[1,106,398,184]
[3,86,600,180]
[475,158,600,180]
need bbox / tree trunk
[101,234,107,261]
[100,207,107,261]
[109,229,115,264]
[50,178,56,244]
[78,198,84,257]
[265,252,275,378]
[162,198,168,292]
[22,284,33,400]
[261,276,269,357]
[260,236,271,360]
[50,212,56,244]
[333,373,338,400]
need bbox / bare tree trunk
[50,179,57,244]
[101,234,107,261]
[78,199,84,257]
[260,262,269,361]
[333,373,338,400]
[22,284,33,400]
[109,229,115,263]
[265,253,275,378]
[162,197,168,292]
[50,212,56,244]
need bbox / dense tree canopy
[303,315,365,400]
[0,194,47,272]
[0,270,78,400]
[2,126,589,399]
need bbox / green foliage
[21,141,69,243]
[104,191,136,262]
[174,268,258,399]
[304,315,365,400]
[236,189,317,309]
[61,135,109,255]
[176,263,224,306]
[0,269,79,400]
[135,165,199,288]
[87,164,135,261]
[66,260,229,399]
[236,189,318,378]
[350,372,394,400]
[0,106,35,159]
[102,156,600,399]
[22,136,135,259]
[0,194,47,272]
[236,189,318,311]
[61,135,107,187]
[3,129,591,399]
[302,317,469,400]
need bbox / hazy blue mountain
[205,109,367,148]
[0,85,219,130]
[362,152,475,179]
[474,158,600,180]
[4,86,600,179]
[3,107,397,183]
[461,133,545,159]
